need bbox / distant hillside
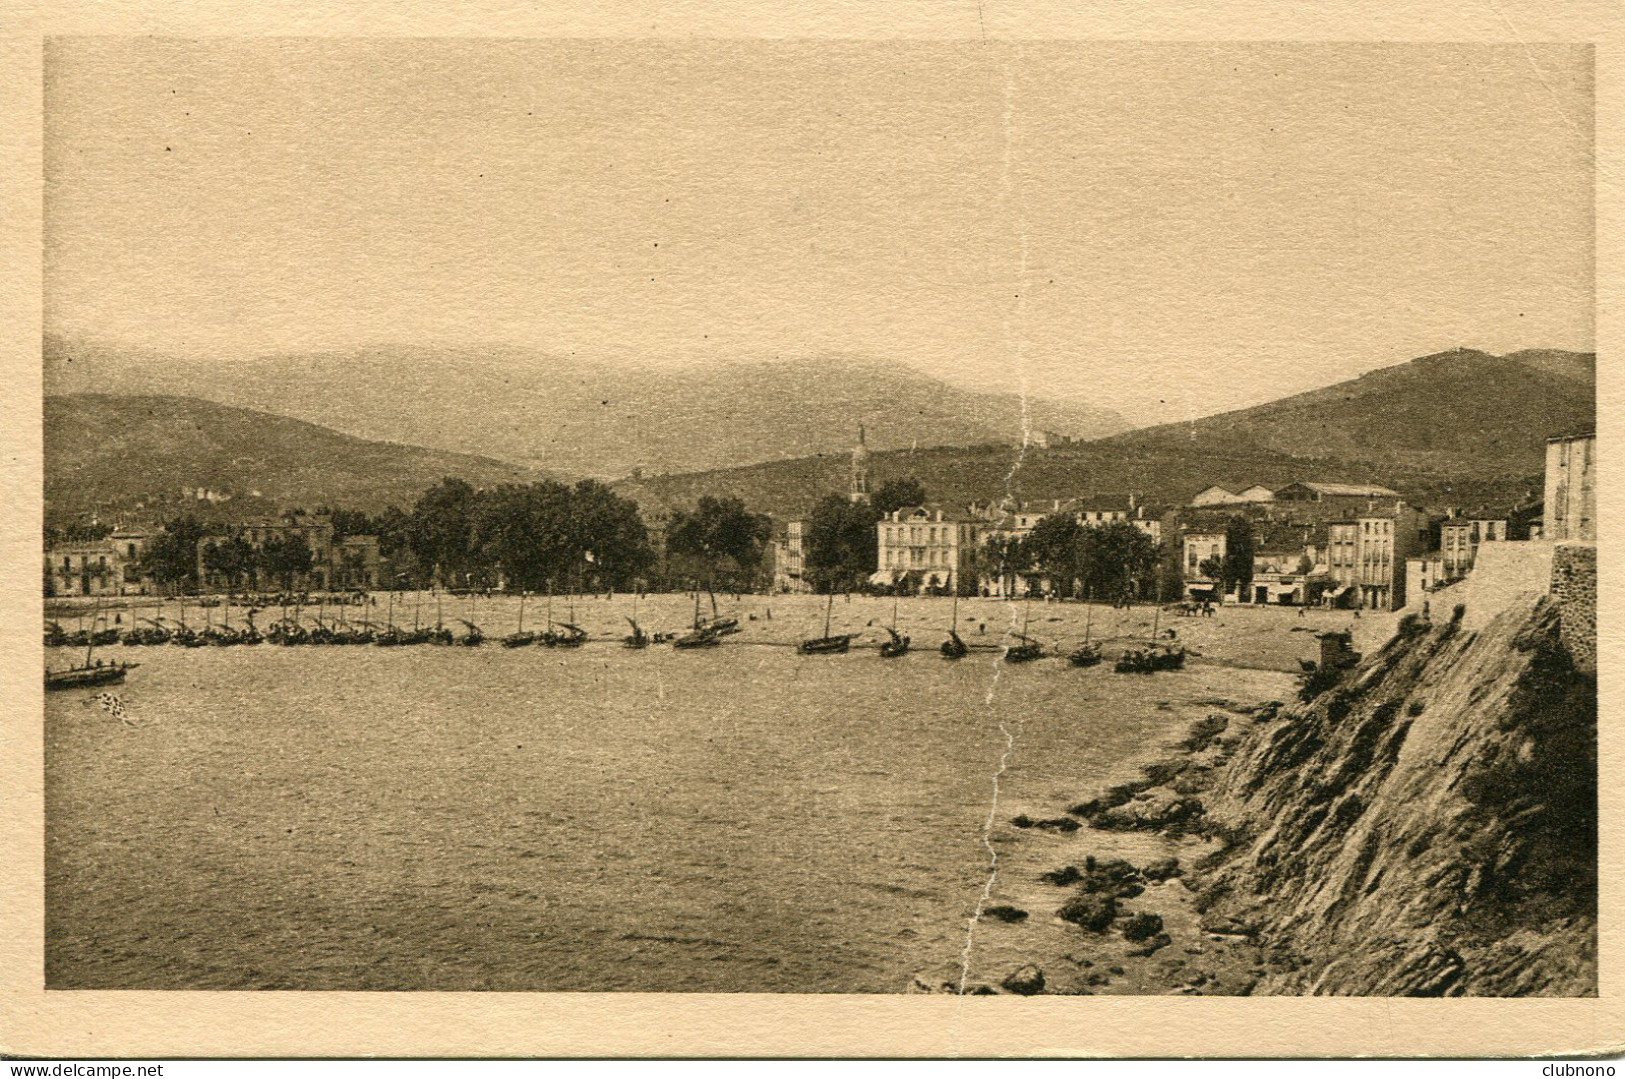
[615,348,1588,519]
[43,337,1128,479]
[1103,348,1594,478]
[614,438,1538,523]
[45,394,542,524]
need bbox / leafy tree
[1077,520,1159,603]
[803,494,879,593]
[138,515,209,595]
[373,506,413,560]
[201,533,257,591]
[261,532,314,590]
[981,532,1028,597]
[328,507,377,543]
[1024,513,1084,594]
[410,478,480,587]
[873,477,927,517]
[565,480,655,590]
[475,481,578,592]
[474,481,657,593]
[1197,555,1225,581]
[666,495,771,591]
[1222,515,1256,596]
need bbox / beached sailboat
[878,596,909,657]
[1068,603,1102,667]
[673,589,721,649]
[540,585,587,646]
[940,592,969,658]
[1002,602,1044,663]
[1114,605,1185,673]
[623,594,650,648]
[799,592,853,655]
[502,591,538,648]
[700,586,740,636]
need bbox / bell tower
[849,425,871,505]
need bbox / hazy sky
[45,39,1593,425]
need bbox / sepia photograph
[14,13,1611,1057]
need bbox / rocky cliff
[1194,595,1596,995]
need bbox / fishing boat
[700,587,741,636]
[1112,604,1185,673]
[540,587,587,646]
[878,598,909,657]
[940,592,969,658]
[46,599,138,690]
[623,596,650,648]
[623,617,650,648]
[546,622,588,647]
[501,591,538,648]
[456,618,484,647]
[673,590,721,649]
[1002,603,1044,663]
[798,592,853,655]
[1068,604,1102,667]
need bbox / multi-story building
[1181,530,1227,600]
[876,504,991,595]
[197,512,381,591]
[1274,481,1402,503]
[770,519,813,594]
[1544,432,1595,542]
[44,528,155,597]
[1405,555,1448,609]
[1323,504,1426,610]
[1439,518,1508,581]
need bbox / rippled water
[45,593,1290,991]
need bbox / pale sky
[44,39,1593,426]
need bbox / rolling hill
[1102,348,1594,479]
[43,337,1128,479]
[44,394,543,524]
[616,348,1592,519]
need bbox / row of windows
[884,548,955,567]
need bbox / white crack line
[957,54,1033,997]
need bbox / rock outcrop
[1197,594,1596,995]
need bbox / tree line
[980,513,1167,603]
[130,478,786,595]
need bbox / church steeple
[849,424,871,505]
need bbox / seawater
[45,593,1290,991]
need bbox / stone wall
[1552,542,1597,676]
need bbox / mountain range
[43,345,1593,528]
[615,348,1594,519]
[44,394,539,523]
[42,336,1127,479]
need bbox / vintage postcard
[3,0,1620,1060]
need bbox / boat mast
[84,597,99,668]
[824,591,833,639]
[517,590,526,634]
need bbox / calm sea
[45,593,1290,991]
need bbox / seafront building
[44,528,154,597]
[192,513,382,592]
[874,504,991,595]
[769,519,814,594]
